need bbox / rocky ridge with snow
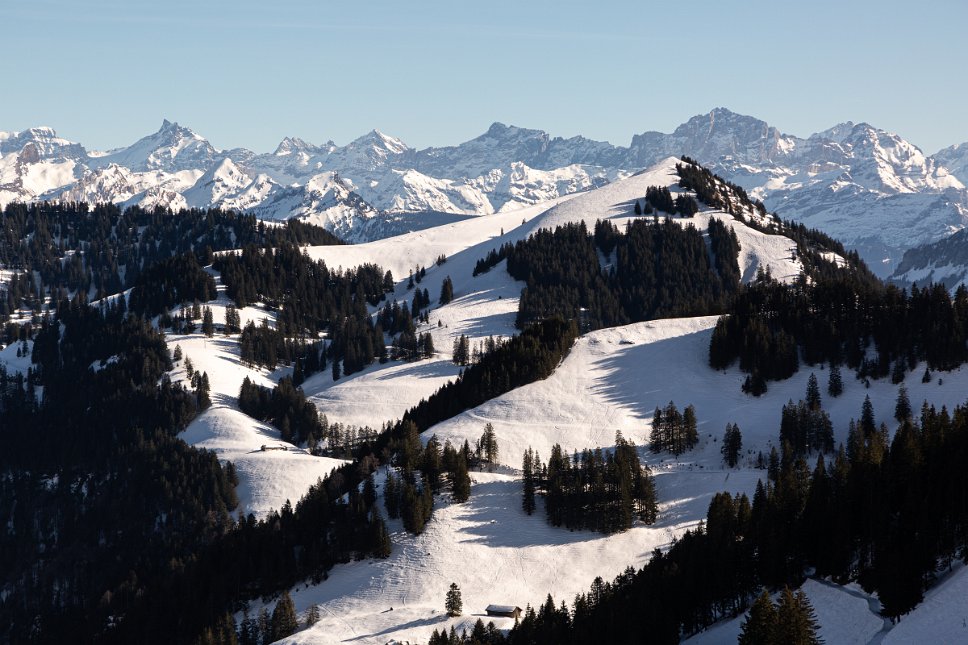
[2,109,967,273]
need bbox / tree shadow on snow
[452,479,607,548]
[341,613,449,642]
[588,328,719,422]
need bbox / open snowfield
[424,315,968,475]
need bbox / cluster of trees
[215,243,392,376]
[409,287,433,318]
[721,423,744,468]
[126,253,217,318]
[407,265,427,289]
[238,376,326,445]
[389,329,435,362]
[233,591,302,645]
[738,588,822,645]
[675,158,769,220]
[778,374,834,457]
[429,620,505,645]
[452,334,502,367]
[710,265,968,393]
[649,402,699,455]
[388,318,578,437]
[707,218,743,286]
[509,219,739,330]
[637,185,699,217]
[384,471,435,535]
[239,320,303,369]
[319,420,379,458]
[525,435,658,534]
[389,424,472,503]
[475,423,499,470]
[378,298,418,336]
[473,242,513,276]
[0,201,341,312]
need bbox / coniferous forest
[0,201,341,311]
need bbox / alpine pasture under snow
[6,156,962,642]
[116,158,966,643]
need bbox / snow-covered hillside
[167,276,348,519]
[4,153,963,643]
[5,108,968,267]
[269,311,968,645]
[889,226,968,290]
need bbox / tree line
[0,201,341,313]
[710,267,968,394]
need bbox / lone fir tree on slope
[445,582,463,616]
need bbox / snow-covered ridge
[3,109,968,272]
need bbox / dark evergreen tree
[775,587,822,645]
[894,385,912,423]
[452,452,471,503]
[445,582,463,617]
[806,373,821,411]
[722,423,743,468]
[738,590,777,645]
[827,363,843,398]
[439,276,454,305]
[202,306,215,337]
[269,591,298,642]
[522,447,537,515]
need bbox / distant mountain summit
[2,108,967,273]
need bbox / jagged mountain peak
[156,118,204,140]
[350,129,409,154]
[809,121,856,142]
[932,141,968,186]
[273,136,320,156]
[673,107,774,136]
[93,119,219,173]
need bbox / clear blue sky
[2,0,966,154]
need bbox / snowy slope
[301,158,811,434]
[889,226,968,290]
[685,579,885,645]
[167,277,347,519]
[883,564,968,644]
[274,310,968,645]
[257,167,968,643]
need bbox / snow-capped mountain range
[3,108,968,272]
